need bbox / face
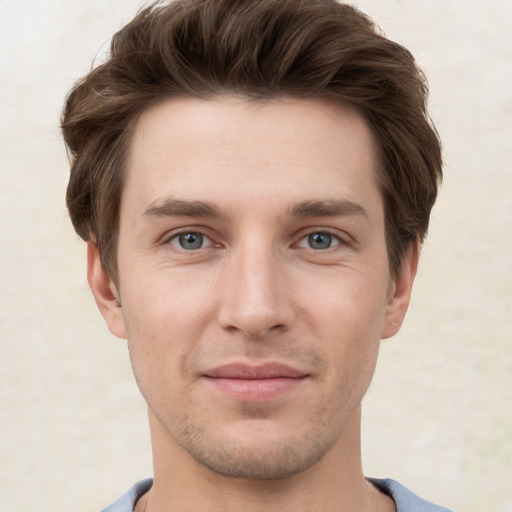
[89,97,416,480]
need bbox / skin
[88,97,418,512]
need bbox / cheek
[120,270,215,392]
[121,262,217,332]
[302,268,389,377]
[305,266,389,338]
[319,298,382,381]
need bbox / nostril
[219,310,290,339]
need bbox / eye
[298,231,340,250]
[169,231,212,250]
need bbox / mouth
[202,362,309,402]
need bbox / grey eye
[176,232,204,250]
[307,232,332,249]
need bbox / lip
[204,362,308,379]
[202,362,309,402]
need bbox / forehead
[124,96,381,217]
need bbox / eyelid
[163,227,220,250]
[296,232,340,249]
[170,232,212,249]
[294,228,351,248]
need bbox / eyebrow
[142,197,368,222]
[288,200,369,220]
[142,198,225,219]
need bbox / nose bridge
[217,235,293,337]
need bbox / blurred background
[0,0,511,510]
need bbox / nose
[216,244,295,338]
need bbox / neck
[138,406,395,512]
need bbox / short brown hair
[62,0,442,283]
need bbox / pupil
[179,232,203,250]
[309,232,331,249]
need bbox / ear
[381,239,420,339]
[87,240,127,339]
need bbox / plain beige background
[1,1,511,510]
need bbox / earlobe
[87,240,127,339]
[381,239,420,339]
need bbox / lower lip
[203,377,307,402]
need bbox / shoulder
[101,478,153,512]
[369,478,454,512]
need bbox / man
[61,0,449,510]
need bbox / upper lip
[204,362,308,379]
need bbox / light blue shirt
[102,477,453,511]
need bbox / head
[62,0,442,483]
[62,0,442,287]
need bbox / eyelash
[296,231,344,250]
[166,230,217,251]
[164,228,349,252]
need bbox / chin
[173,419,339,480]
